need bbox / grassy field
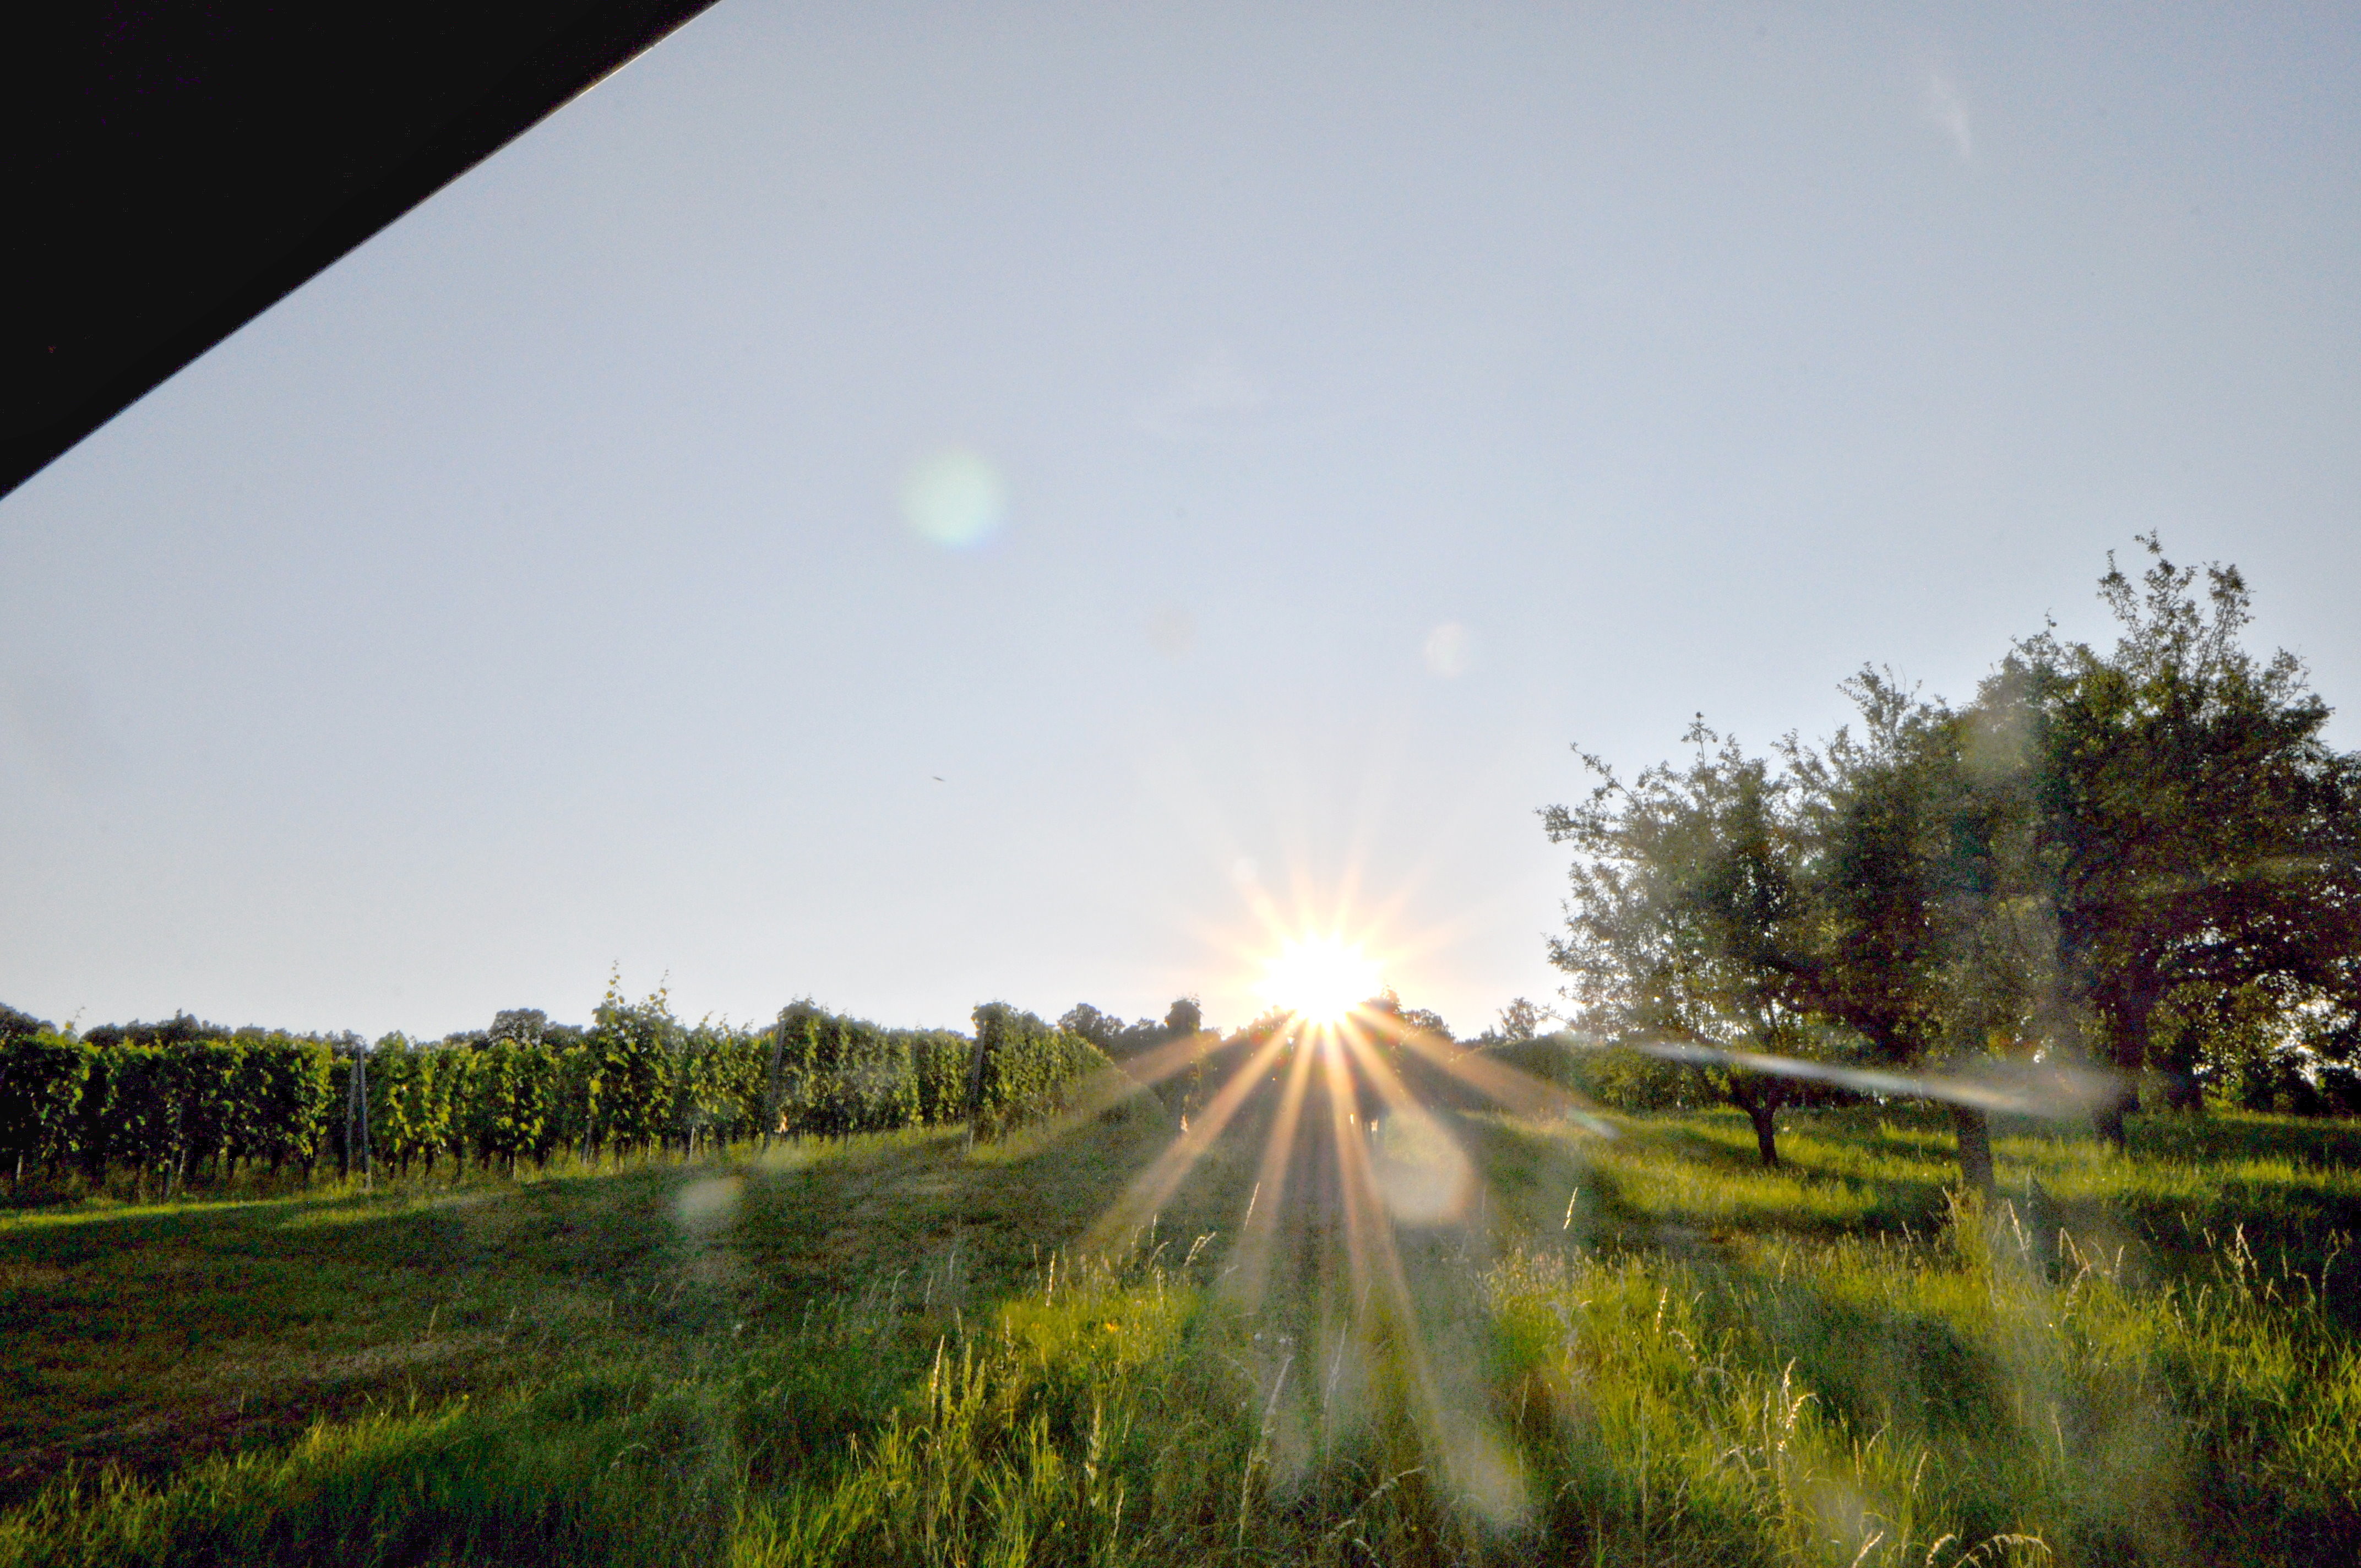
[2,1094,2358,1566]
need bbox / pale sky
[4,2,2356,1042]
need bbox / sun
[1258,934,1383,1025]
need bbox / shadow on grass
[2129,1111,2361,1169]
[1462,1112,1959,1251]
[0,1099,1211,1509]
[0,1095,1269,1568]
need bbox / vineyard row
[0,993,1108,1195]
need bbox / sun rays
[1046,859,2092,1525]
[1080,922,1608,1284]
[1027,876,2129,1534]
[1059,977,1603,1527]
[1048,963,2117,1529]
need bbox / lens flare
[1258,934,1381,1025]
[900,448,1005,547]
[1422,620,1472,677]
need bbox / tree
[1493,998,1549,1045]
[1163,996,1205,1039]
[1568,538,2361,1171]
[2001,538,2361,1143]
[491,1008,549,1043]
[1544,722,1832,1166]
[1781,669,2053,1190]
[1060,999,1204,1060]
[1058,1003,1124,1054]
[83,1012,215,1050]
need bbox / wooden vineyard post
[345,1044,372,1190]
[763,1016,787,1152]
[964,1026,989,1149]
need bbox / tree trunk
[1950,1104,1994,1195]
[2092,1080,2137,1151]
[2158,1066,2205,1114]
[1745,1101,1779,1168]
[2092,956,2161,1149]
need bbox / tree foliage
[2005,541,2361,1129]
[1544,721,1844,1166]
[1547,538,2361,1174]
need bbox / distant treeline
[0,984,1131,1196]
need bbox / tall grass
[2,1107,2356,1565]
